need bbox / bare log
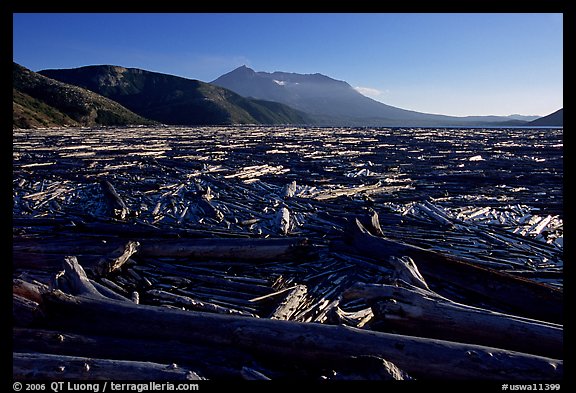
[270,285,308,320]
[12,328,252,379]
[41,291,563,380]
[349,217,563,323]
[282,180,297,198]
[240,367,271,380]
[13,237,125,258]
[147,289,255,317]
[13,352,203,380]
[13,278,49,303]
[326,355,409,380]
[90,280,131,302]
[387,256,430,291]
[13,294,44,327]
[13,236,314,264]
[59,256,105,299]
[100,179,130,220]
[138,237,313,261]
[95,241,140,276]
[314,183,384,201]
[345,283,562,359]
[249,285,299,303]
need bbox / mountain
[39,65,313,126]
[213,66,531,127]
[13,63,154,129]
[506,114,541,122]
[529,109,563,127]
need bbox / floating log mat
[13,126,563,380]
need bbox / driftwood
[13,278,48,304]
[13,294,44,327]
[387,255,430,290]
[138,237,312,260]
[240,367,272,380]
[270,285,308,320]
[13,236,313,261]
[90,280,131,302]
[324,355,409,380]
[14,352,203,380]
[58,256,105,299]
[12,127,564,380]
[12,328,253,379]
[350,217,563,323]
[146,289,256,317]
[95,240,140,276]
[41,291,562,380]
[100,179,130,220]
[344,283,562,359]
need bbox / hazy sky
[13,13,563,117]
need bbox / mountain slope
[213,66,531,127]
[13,63,154,128]
[529,109,563,127]
[40,65,313,126]
[13,88,80,128]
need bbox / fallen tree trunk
[146,289,256,317]
[270,285,308,320]
[13,294,44,327]
[12,328,252,379]
[344,283,562,359]
[94,241,139,276]
[387,256,430,290]
[13,279,48,304]
[349,217,563,323]
[41,291,562,380]
[13,236,314,262]
[100,179,130,220]
[138,237,314,261]
[13,352,203,380]
[58,256,105,299]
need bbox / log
[139,237,313,261]
[100,179,130,220]
[275,207,291,235]
[99,277,130,296]
[349,217,563,323]
[13,237,126,257]
[13,294,44,327]
[387,255,430,291]
[240,367,271,380]
[345,283,562,359]
[59,256,105,299]
[13,278,48,303]
[325,355,409,380]
[13,252,83,272]
[146,289,255,317]
[282,180,297,198]
[41,291,563,380]
[314,183,383,201]
[13,236,314,262]
[249,285,299,303]
[90,280,131,302]
[13,352,203,380]
[94,241,140,276]
[270,285,308,320]
[12,328,252,379]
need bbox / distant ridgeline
[12,61,562,128]
[212,66,561,127]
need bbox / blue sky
[13,13,563,117]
